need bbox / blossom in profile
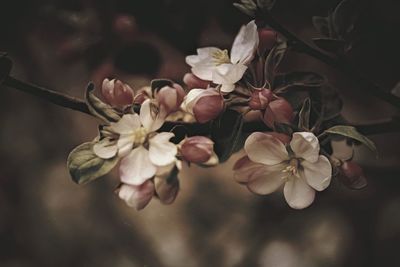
[234,132,332,209]
[101,78,135,108]
[186,20,259,93]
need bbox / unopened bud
[249,89,274,110]
[182,88,224,123]
[117,181,155,210]
[258,28,278,54]
[180,136,215,163]
[183,73,210,89]
[156,83,185,114]
[263,97,294,127]
[339,161,367,189]
[101,78,134,108]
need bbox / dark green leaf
[233,3,256,17]
[0,53,12,86]
[67,142,118,185]
[298,98,311,130]
[85,83,121,123]
[324,125,376,152]
[313,38,346,54]
[273,71,325,93]
[211,109,244,162]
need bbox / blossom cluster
[68,19,373,211]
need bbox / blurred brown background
[0,0,400,266]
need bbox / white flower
[186,20,259,93]
[234,132,332,209]
[93,99,178,185]
[118,180,155,210]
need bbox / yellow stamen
[282,158,300,180]
[212,49,231,65]
[132,127,148,146]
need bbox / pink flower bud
[154,176,179,204]
[133,92,147,104]
[117,181,155,210]
[339,161,367,189]
[249,89,274,110]
[155,83,185,114]
[180,136,215,163]
[258,28,278,54]
[101,78,134,108]
[183,73,210,89]
[190,88,224,123]
[263,97,294,128]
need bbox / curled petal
[245,132,289,165]
[148,132,177,166]
[93,138,118,159]
[233,156,265,183]
[283,177,315,209]
[118,181,155,210]
[140,99,166,132]
[230,20,259,64]
[110,113,141,135]
[212,63,247,92]
[301,155,332,191]
[290,132,320,163]
[119,146,157,185]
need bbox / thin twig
[260,11,400,108]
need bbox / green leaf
[67,142,118,185]
[233,3,256,17]
[313,38,346,54]
[85,83,121,123]
[324,125,376,152]
[264,40,287,84]
[298,98,311,130]
[150,79,174,94]
[211,109,244,162]
[273,71,325,93]
[0,53,12,86]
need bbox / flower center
[212,49,231,65]
[133,127,148,146]
[282,158,300,180]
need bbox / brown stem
[260,11,400,108]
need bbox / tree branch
[260,11,400,108]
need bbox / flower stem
[260,11,400,108]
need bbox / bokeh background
[1,0,400,266]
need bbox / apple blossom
[155,83,186,114]
[101,78,135,108]
[93,99,177,185]
[180,136,217,164]
[234,132,332,209]
[117,180,155,210]
[263,97,294,127]
[182,88,224,123]
[185,20,259,93]
[249,88,274,110]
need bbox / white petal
[181,88,204,114]
[93,138,118,159]
[230,20,259,64]
[331,139,354,161]
[220,83,236,93]
[186,47,220,67]
[119,146,157,185]
[212,63,247,86]
[233,156,265,183]
[301,155,332,191]
[245,132,289,165]
[283,177,315,209]
[118,181,155,210]
[110,114,141,135]
[149,132,177,166]
[116,134,134,157]
[290,132,320,163]
[192,57,217,81]
[247,163,286,195]
[140,99,166,132]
